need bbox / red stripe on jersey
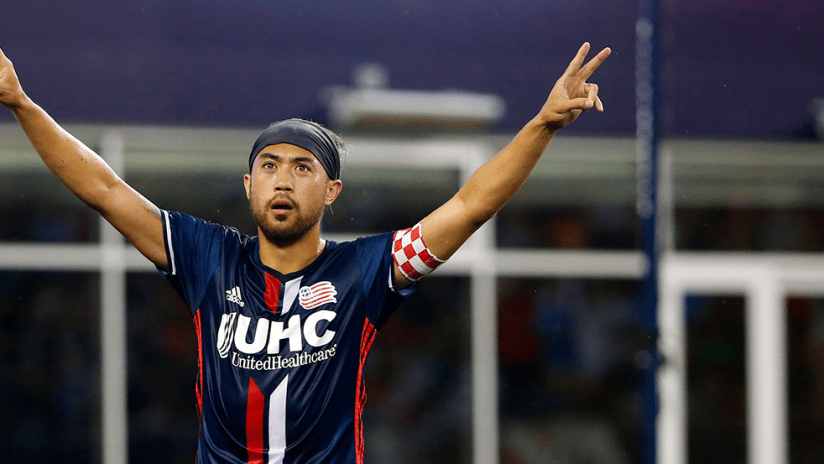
[247,377,266,464]
[193,309,204,419]
[264,272,282,315]
[355,319,377,464]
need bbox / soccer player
[0,42,610,463]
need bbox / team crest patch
[299,281,337,309]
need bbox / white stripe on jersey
[281,277,303,315]
[162,210,177,276]
[268,375,288,464]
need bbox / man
[0,42,610,463]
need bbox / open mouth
[271,199,294,212]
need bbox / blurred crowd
[2,171,824,463]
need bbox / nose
[273,169,294,191]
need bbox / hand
[536,42,611,132]
[0,47,27,109]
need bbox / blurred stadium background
[1,1,823,463]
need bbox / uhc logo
[215,280,340,371]
[216,310,337,359]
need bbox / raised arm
[394,42,611,286]
[0,47,168,268]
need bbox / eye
[262,161,275,169]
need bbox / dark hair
[249,118,349,179]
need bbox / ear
[243,173,252,200]
[325,179,343,206]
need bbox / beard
[250,198,326,248]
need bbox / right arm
[0,47,168,268]
[392,43,610,286]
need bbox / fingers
[563,42,591,77]
[552,97,593,116]
[578,47,611,81]
[564,43,611,82]
[585,83,604,112]
[564,44,609,113]
[559,83,602,114]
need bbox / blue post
[636,0,660,463]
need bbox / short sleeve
[160,210,226,315]
[354,232,416,330]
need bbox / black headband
[248,119,341,180]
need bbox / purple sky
[1,0,821,139]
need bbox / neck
[257,225,326,274]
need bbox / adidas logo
[226,286,245,307]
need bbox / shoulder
[164,210,251,242]
[325,231,395,257]
[162,210,256,272]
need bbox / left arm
[394,42,611,286]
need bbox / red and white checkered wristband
[392,222,444,281]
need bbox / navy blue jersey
[160,211,413,463]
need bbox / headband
[248,119,341,180]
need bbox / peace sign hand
[536,42,611,132]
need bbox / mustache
[269,194,296,209]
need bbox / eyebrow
[257,153,318,165]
